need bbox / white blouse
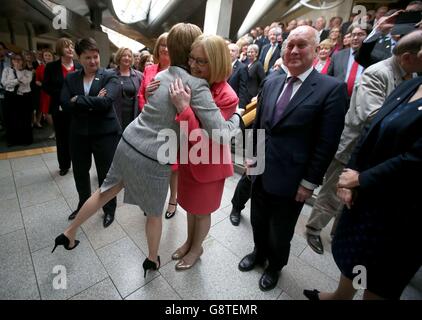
[1,67,32,95]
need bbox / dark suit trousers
[231,173,252,211]
[52,111,71,170]
[70,133,119,216]
[251,177,304,271]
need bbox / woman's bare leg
[145,215,162,265]
[166,171,178,213]
[318,274,357,300]
[182,214,210,264]
[175,212,195,255]
[64,182,123,247]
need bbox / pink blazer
[175,81,238,183]
[137,64,160,111]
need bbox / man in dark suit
[254,26,269,52]
[61,38,121,228]
[259,26,282,75]
[314,17,329,42]
[228,43,249,109]
[238,26,347,291]
[328,24,369,97]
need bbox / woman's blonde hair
[235,37,249,51]
[167,23,202,67]
[318,39,334,50]
[191,34,232,84]
[114,47,134,66]
[153,32,169,62]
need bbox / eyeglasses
[188,55,208,67]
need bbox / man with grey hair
[227,43,249,109]
[305,29,422,255]
[315,16,329,41]
[239,26,347,291]
[259,26,282,74]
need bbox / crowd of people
[1,0,421,300]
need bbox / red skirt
[177,164,225,215]
[40,90,51,113]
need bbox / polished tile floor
[0,152,421,300]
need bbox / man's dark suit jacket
[319,29,329,42]
[43,59,82,114]
[327,48,351,82]
[60,67,121,136]
[347,76,422,204]
[258,43,281,75]
[247,60,265,100]
[228,60,249,108]
[355,36,392,69]
[253,69,348,197]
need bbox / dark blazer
[319,29,329,42]
[258,43,281,74]
[253,69,348,196]
[228,60,249,108]
[42,59,82,114]
[109,67,143,122]
[247,60,265,100]
[355,35,392,69]
[347,76,422,204]
[60,67,121,136]
[327,48,351,82]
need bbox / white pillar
[203,0,233,37]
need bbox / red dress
[35,64,51,113]
[175,81,239,214]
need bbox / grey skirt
[100,139,171,216]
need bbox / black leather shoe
[229,208,241,226]
[259,269,279,291]
[59,169,69,176]
[238,251,265,272]
[303,289,320,300]
[103,213,115,228]
[68,210,78,220]
[306,233,324,254]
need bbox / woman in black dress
[111,47,142,130]
[304,70,422,300]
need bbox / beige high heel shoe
[175,248,203,271]
[171,247,188,260]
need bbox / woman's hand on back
[169,78,191,114]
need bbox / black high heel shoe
[142,256,160,278]
[165,201,177,219]
[52,233,80,253]
[303,289,320,300]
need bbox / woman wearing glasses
[169,34,239,270]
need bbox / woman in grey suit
[53,23,242,277]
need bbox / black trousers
[3,92,33,145]
[251,177,304,271]
[52,111,71,170]
[70,132,119,216]
[231,173,252,211]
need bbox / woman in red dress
[169,35,239,270]
[35,49,54,128]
